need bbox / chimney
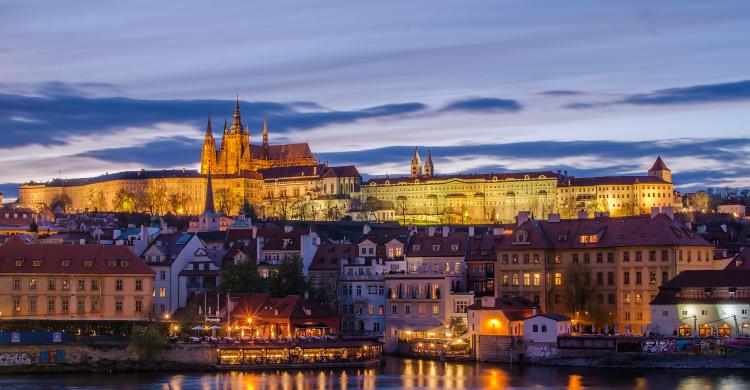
[548,213,561,223]
[428,226,436,236]
[363,224,372,235]
[532,306,537,316]
[577,210,588,219]
[468,226,475,237]
[650,207,660,219]
[663,206,674,220]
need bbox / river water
[2,357,749,389]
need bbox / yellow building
[360,148,558,224]
[494,211,715,333]
[556,157,676,218]
[0,236,155,320]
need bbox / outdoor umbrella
[605,324,610,335]
[191,326,204,331]
[578,323,582,333]
[614,324,619,334]
[591,324,595,334]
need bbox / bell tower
[200,117,216,174]
[410,147,422,177]
[648,156,672,183]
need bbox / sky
[1,0,749,200]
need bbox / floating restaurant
[216,340,383,368]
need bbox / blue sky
[1,1,749,199]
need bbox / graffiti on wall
[526,343,557,358]
[0,352,32,366]
[642,339,676,354]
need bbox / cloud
[566,80,750,108]
[538,90,586,97]
[0,82,429,148]
[77,136,201,166]
[440,97,522,113]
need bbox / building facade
[0,236,154,320]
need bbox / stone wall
[475,335,525,363]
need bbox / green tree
[268,257,314,298]
[130,324,166,363]
[219,260,265,293]
[50,193,72,212]
[112,189,136,212]
[448,316,467,337]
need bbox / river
[2,357,750,389]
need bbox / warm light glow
[489,319,501,327]
[247,317,253,324]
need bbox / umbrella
[209,325,222,330]
[191,326,204,331]
[578,323,582,333]
[591,324,595,334]
[605,324,610,335]
[614,324,619,334]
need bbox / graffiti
[642,339,676,353]
[526,343,557,358]
[0,352,32,366]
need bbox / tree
[362,196,381,221]
[112,189,137,212]
[448,316,467,337]
[219,260,265,293]
[130,324,166,363]
[324,200,341,221]
[215,188,239,215]
[687,191,711,212]
[268,257,315,298]
[168,192,192,215]
[50,193,72,213]
[561,264,613,326]
[86,188,105,211]
[395,196,408,224]
[558,197,578,219]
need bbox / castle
[200,98,317,175]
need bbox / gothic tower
[424,148,434,178]
[261,116,270,160]
[200,117,216,175]
[648,156,672,183]
[410,147,422,177]
[217,97,251,175]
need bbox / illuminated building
[0,236,154,320]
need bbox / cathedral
[200,98,317,175]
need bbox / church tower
[424,148,434,178]
[410,147,422,177]
[198,173,220,231]
[648,156,672,183]
[200,117,216,174]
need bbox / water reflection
[3,357,750,389]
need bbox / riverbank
[529,353,750,369]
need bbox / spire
[649,155,670,172]
[424,148,434,177]
[205,116,213,136]
[410,146,422,177]
[203,173,217,216]
[231,95,243,134]
[262,115,269,148]
[223,117,228,134]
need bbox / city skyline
[3,1,750,199]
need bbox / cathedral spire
[262,116,269,148]
[203,173,217,216]
[424,148,434,178]
[205,116,213,136]
[223,117,228,134]
[231,95,243,134]
[410,146,422,177]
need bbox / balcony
[340,273,385,281]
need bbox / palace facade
[18,101,360,217]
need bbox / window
[541,324,548,332]
[662,311,669,317]
[596,272,603,286]
[356,285,362,296]
[77,279,85,291]
[392,305,397,314]
[115,300,123,312]
[584,253,590,263]
[596,253,603,263]
[533,273,541,286]
[607,252,615,263]
[649,251,656,261]
[662,272,669,285]
[29,298,37,312]
[533,254,540,264]
[77,299,85,313]
[29,278,37,290]
[135,300,143,312]
[554,294,562,304]
[432,304,439,315]
[115,279,123,291]
[84,260,93,267]
[623,251,630,262]
[13,299,21,312]
[607,272,614,285]
[91,300,99,313]
[623,272,630,285]
[91,280,99,291]
[625,293,631,304]
[47,299,55,312]
[572,254,579,263]
[523,254,530,264]
[405,305,411,315]
[418,304,426,315]
[649,272,657,285]
[502,274,509,286]
[523,273,530,286]
[502,254,509,264]
[61,299,69,312]
[635,294,642,304]
[62,280,69,290]
[160,271,166,280]
[635,251,642,262]
[607,293,615,304]
[135,280,143,291]
[512,273,519,286]
[636,272,642,285]
[554,273,562,286]
[661,250,669,261]
[378,305,384,315]
[159,288,167,297]
[12,278,20,290]
[48,279,56,291]
[532,324,539,332]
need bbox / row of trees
[218,257,321,300]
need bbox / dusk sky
[2,1,750,199]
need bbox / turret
[648,156,672,183]
[200,117,217,174]
[230,95,243,134]
[410,147,422,177]
[261,116,270,159]
[424,148,434,178]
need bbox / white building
[522,313,572,343]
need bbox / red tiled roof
[649,156,670,172]
[255,295,339,321]
[406,231,468,257]
[321,165,360,178]
[310,242,357,271]
[250,143,314,161]
[0,236,154,275]
[726,248,750,270]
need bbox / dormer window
[61,259,70,267]
[516,230,529,243]
[432,245,440,252]
[413,244,421,252]
[32,259,42,267]
[304,308,312,316]
[15,260,23,267]
[84,260,93,267]
[451,244,459,251]
[578,234,599,244]
[108,260,117,267]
